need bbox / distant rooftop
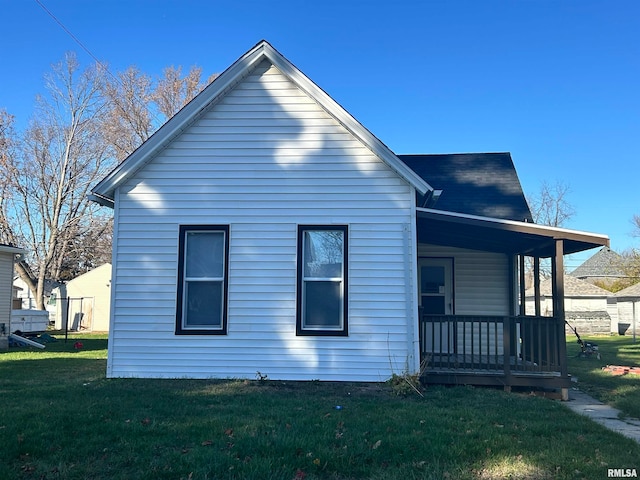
[570,247,626,278]
[526,274,613,297]
[616,281,640,298]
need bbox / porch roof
[416,207,609,258]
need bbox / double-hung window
[297,225,348,336]
[176,225,229,335]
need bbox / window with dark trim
[296,225,348,336]
[176,225,229,335]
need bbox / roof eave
[417,207,610,256]
[0,244,26,255]
[87,193,114,209]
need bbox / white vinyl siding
[0,252,14,332]
[108,60,415,381]
[418,244,510,316]
[616,299,638,333]
[418,244,510,355]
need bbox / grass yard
[567,334,640,419]
[1,334,639,480]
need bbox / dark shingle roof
[570,247,626,278]
[397,153,533,222]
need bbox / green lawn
[567,334,640,419]
[1,334,639,480]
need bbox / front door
[419,258,453,315]
[419,258,454,353]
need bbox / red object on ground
[74,341,83,350]
[602,365,640,376]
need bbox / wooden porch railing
[419,314,566,375]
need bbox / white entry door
[419,258,454,353]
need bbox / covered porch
[415,208,610,397]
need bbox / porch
[419,314,569,391]
[414,207,610,397]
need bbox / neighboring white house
[89,40,609,390]
[51,263,112,332]
[13,275,60,311]
[616,282,640,337]
[525,275,617,335]
[1,244,25,350]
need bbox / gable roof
[616,281,640,299]
[13,276,61,297]
[525,274,612,297]
[398,153,533,222]
[65,263,112,287]
[90,40,432,207]
[570,247,626,278]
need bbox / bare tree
[632,215,640,238]
[54,216,113,281]
[101,66,154,162]
[616,215,640,288]
[0,53,114,308]
[153,65,218,119]
[524,180,576,280]
[1,54,219,308]
[0,109,20,245]
[101,64,217,161]
[527,180,576,228]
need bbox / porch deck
[419,314,570,391]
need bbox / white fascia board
[0,245,25,254]
[87,193,114,209]
[91,41,433,202]
[417,207,610,243]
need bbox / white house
[51,263,112,332]
[525,275,616,335]
[13,275,59,311]
[1,244,25,349]
[90,41,609,393]
[616,282,640,337]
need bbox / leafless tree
[0,109,19,244]
[527,180,576,228]
[1,53,218,308]
[153,65,216,119]
[616,215,640,288]
[0,53,114,308]
[525,180,576,280]
[102,64,217,161]
[101,66,154,162]
[632,214,640,239]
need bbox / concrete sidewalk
[565,388,640,443]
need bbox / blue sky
[1,0,638,269]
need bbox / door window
[419,259,452,315]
